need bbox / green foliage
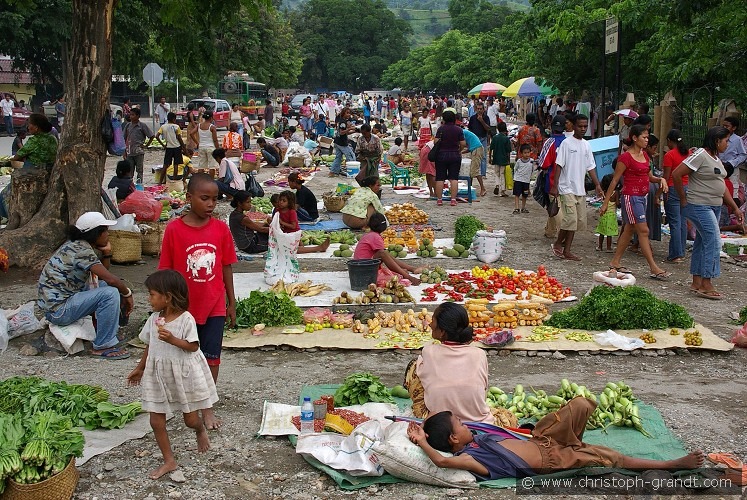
[545,286,695,331]
[334,372,394,406]
[453,214,485,249]
[290,0,412,89]
[235,290,304,328]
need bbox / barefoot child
[407,396,704,481]
[127,270,218,479]
[595,174,619,252]
[159,174,237,430]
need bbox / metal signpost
[142,62,164,131]
[600,17,620,136]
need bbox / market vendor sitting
[408,396,705,481]
[229,191,270,254]
[340,176,385,229]
[38,212,133,360]
[256,137,280,167]
[353,212,423,285]
[287,172,319,222]
[403,302,515,426]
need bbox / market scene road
[1,0,747,498]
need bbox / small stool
[457,175,473,203]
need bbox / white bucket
[346,160,361,179]
[459,157,472,177]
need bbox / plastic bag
[108,117,126,156]
[48,318,96,354]
[0,312,8,353]
[331,313,354,328]
[118,190,162,222]
[246,172,265,198]
[594,329,645,351]
[303,307,332,325]
[6,302,42,337]
[111,213,139,232]
[471,230,507,264]
[732,323,747,348]
[264,213,302,285]
[295,420,384,477]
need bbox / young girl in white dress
[127,270,218,480]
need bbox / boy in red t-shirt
[159,173,237,429]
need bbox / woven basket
[288,156,305,168]
[140,222,163,256]
[240,159,261,173]
[323,192,350,213]
[4,457,79,500]
[108,230,142,264]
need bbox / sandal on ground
[649,271,672,281]
[609,266,633,275]
[551,245,565,259]
[665,257,685,263]
[512,209,521,215]
[91,347,130,360]
[707,452,744,470]
[694,289,723,300]
[521,208,529,213]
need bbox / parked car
[40,101,121,128]
[175,98,231,129]
[288,94,317,118]
[0,92,32,132]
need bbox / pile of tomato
[420,265,572,303]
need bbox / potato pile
[385,203,429,225]
[490,301,549,328]
[352,308,432,335]
[466,299,493,327]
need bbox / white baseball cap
[75,212,117,232]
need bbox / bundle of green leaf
[545,285,694,331]
[334,373,395,406]
[738,305,747,325]
[234,290,303,328]
[0,376,141,430]
[454,215,485,249]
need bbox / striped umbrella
[467,82,507,98]
[502,77,558,97]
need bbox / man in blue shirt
[463,127,487,196]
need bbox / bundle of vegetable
[13,410,84,484]
[301,229,329,246]
[328,230,357,245]
[251,197,273,214]
[334,373,394,406]
[270,280,331,297]
[545,286,694,331]
[385,203,428,225]
[0,413,24,490]
[234,290,303,328]
[84,401,143,430]
[454,215,485,249]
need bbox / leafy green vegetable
[334,372,395,406]
[94,402,142,430]
[454,215,485,249]
[545,286,694,331]
[737,305,747,325]
[234,290,303,328]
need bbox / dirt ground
[1,149,746,499]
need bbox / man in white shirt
[155,96,170,125]
[486,98,500,136]
[1,95,15,135]
[313,98,329,121]
[550,114,603,261]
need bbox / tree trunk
[0,0,115,268]
[6,167,50,230]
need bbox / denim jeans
[4,115,13,135]
[44,282,120,350]
[683,203,721,279]
[664,187,687,260]
[261,149,279,166]
[216,180,239,198]
[330,144,355,174]
[296,207,315,222]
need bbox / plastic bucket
[347,259,380,291]
[459,157,472,177]
[346,160,361,179]
[242,152,257,162]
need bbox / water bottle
[300,397,314,434]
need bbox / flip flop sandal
[92,347,131,360]
[551,245,565,259]
[707,452,744,470]
[609,266,633,275]
[694,289,723,300]
[649,271,672,281]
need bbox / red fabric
[517,125,543,158]
[279,208,299,233]
[158,218,238,324]
[663,148,689,186]
[724,178,733,201]
[619,151,651,196]
[353,231,385,260]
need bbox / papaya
[397,250,408,258]
[453,243,465,253]
[341,249,354,257]
[333,250,342,257]
[429,249,437,257]
[340,244,350,251]
[460,250,470,258]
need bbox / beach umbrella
[502,77,558,97]
[467,82,507,98]
[614,109,639,118]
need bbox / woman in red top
[599,125,669,279]
[353,213,423,286]
[662,129,691,262]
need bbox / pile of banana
[270,280,332,297]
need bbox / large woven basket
[322,192,350,213]
[108,230,142,264]
[288,156,305,168]
[140,222,164,256]
[4,457,79,500]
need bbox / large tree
[290,0,412,90]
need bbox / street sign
[605,17,618,55]
[142,63,164,87]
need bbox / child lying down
[407,396,704,481]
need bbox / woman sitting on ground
[407,396,704,481]
[38,212,134,360]
[212,148,244,197]
[353,213,423,286]
[221,122,243,158]
[287,172,319,222]
[340,176,385,229]
[404,302,515,427]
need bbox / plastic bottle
[300,397,314,434]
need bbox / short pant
[197,316,226,366]
[469,146,486,178]
[163,147,183,169]
[559,194,587,231]
[435,156,461,182]
[621,194,647,225]
[513,180,530,197]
